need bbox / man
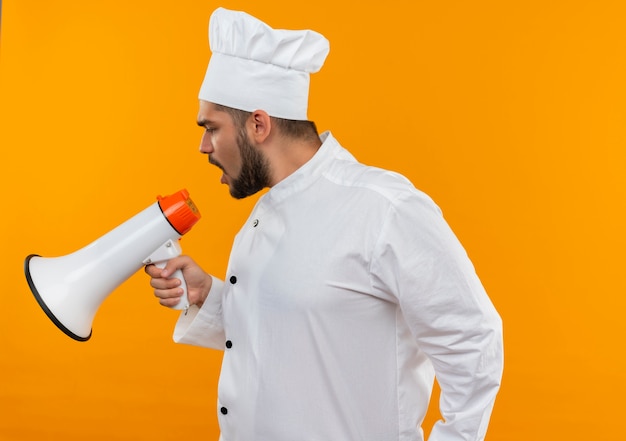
[146,7,503,441]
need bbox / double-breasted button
[225,340,232,348]
[230,275,237,284]
[220,407,228,415]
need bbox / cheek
[226,146,242,174]
[214,139,242,175]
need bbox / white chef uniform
[173,131,503,441]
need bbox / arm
[371,192,503,441]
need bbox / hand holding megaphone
[144,254,210,311]
[24,189,201,341]
[143,239,190,312]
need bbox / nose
[199,131,213,154]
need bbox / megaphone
[24,189,201,342]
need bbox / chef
[146,7,503,441]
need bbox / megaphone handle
[143,239,190,314]
[154,262,190,313]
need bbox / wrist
[195,274,213,308]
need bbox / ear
[248,110,272,144]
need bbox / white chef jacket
[174,132,503,441]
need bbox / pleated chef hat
[198,8,330,120]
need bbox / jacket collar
[262,131,355,205]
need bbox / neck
[266,136,322,186]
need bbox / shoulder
[319,133,441,214]
[326,157,439,212]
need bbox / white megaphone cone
[24,189,201,341]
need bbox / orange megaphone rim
[157,189,201,235]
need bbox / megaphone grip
[154,264,189,312]
[143,239,190,312]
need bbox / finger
[159,296,183,308]
[154,287,183,299]
[144,263,161,277]
[150,276,181,290]
[155,288,184,306]
[159,256,190,278]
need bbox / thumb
[159,257,185,278]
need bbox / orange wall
[1,1,625,440]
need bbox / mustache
[208,155,225,173]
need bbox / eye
[204,127,216,134]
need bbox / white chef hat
[198,7,330,121]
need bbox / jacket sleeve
[172,276,226,350]
[370,191,504,441]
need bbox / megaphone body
[25,189,201,341]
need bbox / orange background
[1,1,625,440]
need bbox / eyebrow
[197,119,213,127]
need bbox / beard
[211,128,271,200]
